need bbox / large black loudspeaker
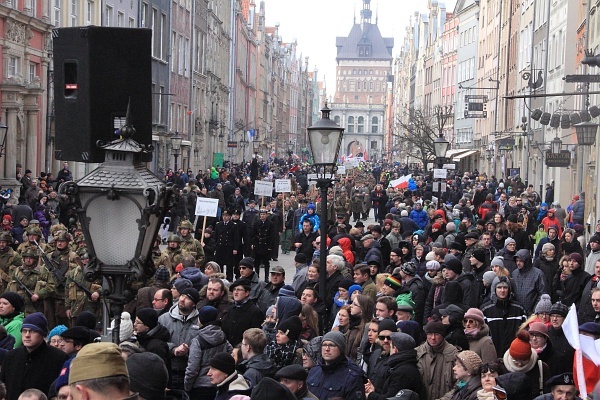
[53,26,152,163]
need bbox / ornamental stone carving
[5,20,33,45]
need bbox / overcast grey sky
[264,0,457,93]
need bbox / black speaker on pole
[53,26,152,163]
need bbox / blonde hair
[375,273,391,292]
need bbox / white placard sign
[346,158,360,167]
[195,198,219,217]
[443,163,456,170]
[254,180,274,197]
[275,179,292,193]
[337,166,346,175]
[433,168,448,179]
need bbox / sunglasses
[378,335,391,341]
[462,319,478,325]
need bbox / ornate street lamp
[433,133,449,209]
[550,136,563,154]
[574,122,598,146]
[171,132,182,171]
[253,140,260,155]
[307,103,344,301]
[59,103,171,344]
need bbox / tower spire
[360,0,372,28]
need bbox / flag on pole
[270,150,275,158]
[389,174,412,189]
[247,129,256,141]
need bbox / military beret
[546,373,575,387]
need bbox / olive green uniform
[65,265,102,324]
[8,265,55,315]
[45,247,82,327]
[0,248,22,294]
[179,235,205,268]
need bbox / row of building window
[52,1,134,28]
[333,116,380,134]
[6,56,38,83]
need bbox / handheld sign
[254,180,274,197]
[275,179,292,193]
[337,166,346,175]
[195,198,219,217]
[433,168,447,179]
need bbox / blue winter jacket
[409,209,428,230]
[307,357,366,400]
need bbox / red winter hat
[509,330,532,361]
[432,223,441,230]
[2,215,11,222]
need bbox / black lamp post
[171,132,182,171]
[433,133,449,210]
[307,104,344,302]
[253,140,260,156]
[59,103,170,344]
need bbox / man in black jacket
[221,278,264,347]
[1,312,68,400]
[253,209,275,282]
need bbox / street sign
[564,75,600,83]
[433,169,447,179]
[464,95,488,118]
[275,179,292,193]
[545,150,571,167]
[497,138,515,151]
[227,141,238,148]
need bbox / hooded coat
[511,249,546,314]
[366,349,427,400]
[184,323,233,391]
[481,283,527,355]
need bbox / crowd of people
[0,158,599,400]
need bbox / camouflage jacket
[65,265,102,317]
[8,265,55,315]
[0,248,22,289]
[180,236,205,267]
[156,248,188,277]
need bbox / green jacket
[0,312,24,348]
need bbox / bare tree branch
[392,106,453,168]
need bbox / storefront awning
[452,149,479,161]
[445,149,471,158]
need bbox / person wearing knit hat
[48,324,68,347]
[127,352,169,400]
[560,252,591,308]
[462,308,497,365]
[364,331,426,400]
[208,352,251,398]
[453,350,482,388]
[504,330,536,368]
[0,291,25,347]
[416,319,459,400]
[135,307,159,331]
[154,265,171,283]
[172,278,193,300]
[483,270,496,286]
[264,315,303,369]
[278,284,296,298]
[185,307,233,395]
[381,274,403,296]
[442,256,463,276]
[1,309,68,400]
[490,256,504,268]
[426,260,441,271]
[307,330,366,400]
[181,287,200,305]
[251,377,296,400]
[550,301,569,319]
[535,294,553,321]
[21,311,48,336]
[471,248,486,264]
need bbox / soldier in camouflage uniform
[44,231,82,327]
[156,234,188,277]
[65,249,102,326]
[178,220,205,268]
[8,248,55,315]
[16,226,46,256]
[0,233,22,294]
[44,224,69,255]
